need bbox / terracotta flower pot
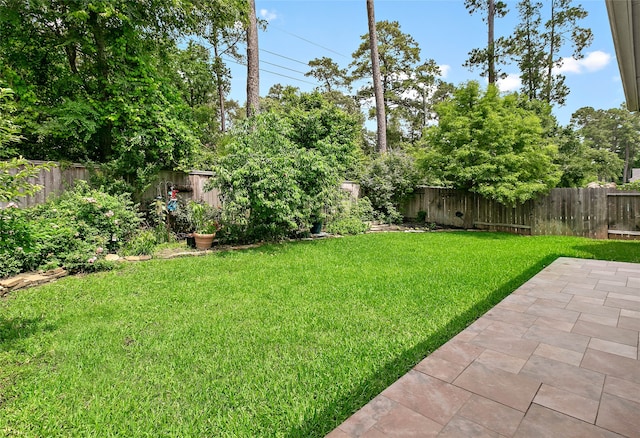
[193,232,215,250]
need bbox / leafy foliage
[510,0,593,105]
[0,87,21,158]
[463,0,510,83]
[0,158,52,203]
[570,106,640,183]
[350,20,443,145]
[0,181,141,278]
[360,152,422,223]
[0,0,245,189]
[211,93,361,242]
[417,82,560,205]
[325,195,374,235]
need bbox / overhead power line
[269,25,349,59]
[261,49,310,66]
[261,59,309,76]
[222,56,319,86]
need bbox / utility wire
[269,25,349,59]
[260,48,310,66]
[261,59,309,75]
[223,56,319,86]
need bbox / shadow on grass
[288,252,561,438]
[0,316,54,352]
[571,240,640,264]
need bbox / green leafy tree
[571,106,640,182]
[211,92,362,242]
[417,82,560,204]
[509,0,592,105]
[360,152,422,223]
[351,20,442,146]
[397,61,452,143]
[510,0,545,100]
[0,87,21,158]
[306,57,350,93]
[0,0,245,189]
[350,20,420,141]
[555,128,623,186]
[464,0,510,84]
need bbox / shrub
[0,181,142,277]
[210,113,346,243]
[123,230,158,256]
[360,152,422,224]
[325,195,373,235]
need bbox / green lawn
[2,232,640,437]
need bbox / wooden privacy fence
[402,187,640,240]
[2,161,361,210]
[1,161,220,209]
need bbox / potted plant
[189,202,220,250]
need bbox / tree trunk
[624,142,630,183]
[545,0,556,103]
[246,0,260,117]
[367,0,387,154]
[212,42,227,133]
[488,0,496,84]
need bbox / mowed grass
[2,232,640,437]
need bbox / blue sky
[225,0,623,126]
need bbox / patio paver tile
[580,349,640,384]
[532,343,584,367]
[603,375,640,404]
[457,394,524,436]
[453,362,540,412]
[562,286,608,299]
[605,297,640,311]
[437,415,501,438]
[514,404,622,438]
[523,324,589,353]
[620,309,640,319]
[337,395,397,437]
[381,370,471,425]
[370,403,442,438]
[475,349,527,374]
[532,383,599,423]
[482,307,538,327]
[587,338,637,359]
[531,316,576,332]
[596,393,640,438]
[618,316,640,332]
[519,355,605,400]
[579,313,620,327]
[567,300,621,318]
[572,320,639,346]
[413,355,466,383]
[470,328,539,360]
[524,303,580,323]
[429,340,484,367]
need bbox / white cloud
[497,74,521,92]
[260,9,278,21]
[439,64,451,78]
[555,50,611,74]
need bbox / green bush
[123,230,157,256]
[211,113,347,243]
[360,152,422,224]
[326,195,373,235]
[0,181,142,278]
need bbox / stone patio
[327,257,640,437]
